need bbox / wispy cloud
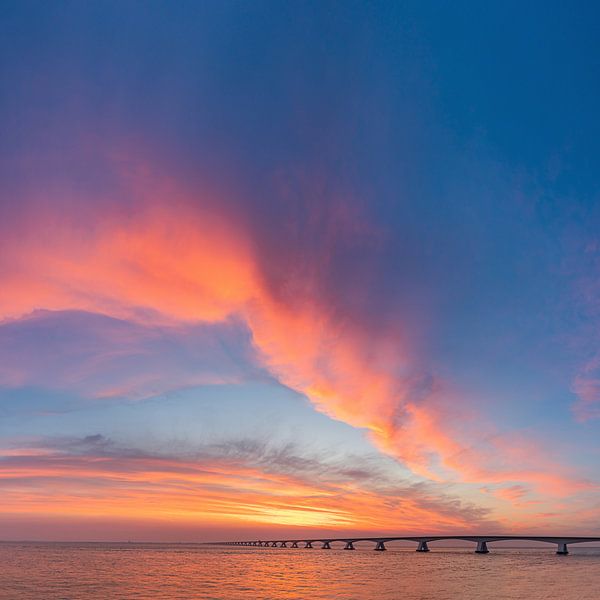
[572,356,600,421]
[0,435,497,537]
[0,309,259,404]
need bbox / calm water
[1,542,599,599]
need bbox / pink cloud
[569,242,600,421]
[1,151,597,528]
[0,309,255,401]
[572,356,600,421]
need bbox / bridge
[211,535,600,555]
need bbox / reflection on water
[1,542,599,599]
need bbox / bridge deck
[209,535,600,555]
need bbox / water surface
[1,542,599,599]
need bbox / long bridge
[211,535,600,555]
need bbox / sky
[1,0,600,541]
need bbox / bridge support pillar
[374,541,386,551]
[322,541,332,549]
[557,543,569,555]
[291,542,298,548]
[280,542,287,548]
[344,541,355,550]
[417,541,430,552]
[475,541,489,554]
[304,541,313,548]
[271,542,278,547]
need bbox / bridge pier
[222,534,599,554]
[556,543,569,555]
[475,541,489,554]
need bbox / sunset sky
[1,1,600,541]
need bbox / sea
[1,542,599,599]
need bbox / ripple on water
[1,543,599,600]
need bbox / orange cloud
[0,194,256,325]
[0,442,493,535]
[0,158,596,523]
[377,401,594,497]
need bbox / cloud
[0,151,596,520]
[568,241,600,421]
[572,356,600,421]
[0,434,498,537]
[0,309,259,403]
[377,401,594,497]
